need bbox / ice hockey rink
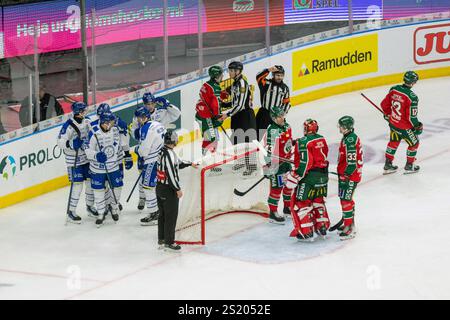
[1,76,450,300]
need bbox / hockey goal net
[175,143,269,245]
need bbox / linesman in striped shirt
[156,129,197,252]
[255,65,291,141]
[219,61,257,175]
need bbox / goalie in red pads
[285,119,330,241]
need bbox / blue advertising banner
[284,0,383,23]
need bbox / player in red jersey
[195,66,227,156]
[285,119,330,241]
[336,116,363,240]
[381,71,422,174]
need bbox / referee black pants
[230,108,257,145]
[156,183,179,245]
[255,107,273,141]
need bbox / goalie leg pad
[312,198,330,231]
[290,199,314,237]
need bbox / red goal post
[175,143,269,245]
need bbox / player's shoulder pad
[87,130,94,141]
[91,124,100,133]
[116,118,127,130]
[60,119,73,134]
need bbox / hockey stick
[361,93,385,116]
[126,170,143,203]
[233,176,267,197]
[93,133,119,207]
[329,218,344,232]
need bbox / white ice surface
[1,77,450,299]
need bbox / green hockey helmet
[270,106,286,120]
[208,65,223,80]
[403,71,419,85]
[338,115,354,131]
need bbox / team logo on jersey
[414,23,450,65]
[284,139,293,154]
[0,156,17,180]
[103,146,115,159]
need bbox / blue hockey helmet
[135,105,151,119]
[142,92,156,104]
[96,103,111,116]
[71,102,87,115]
[99,111,116,125]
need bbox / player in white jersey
[85,112,124,227]
[92,103,133,213]
[130,92,180,211]
[58,102,96,224]
[133,106,166,226]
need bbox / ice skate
[268,211,285,225]
[140,211,158,226]
[404,162,420,174]
[66,211,82,224]
[164,243,181,252]
[383,159,398,175]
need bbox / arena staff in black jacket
[156,129,197,252]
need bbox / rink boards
[0,16,449,208]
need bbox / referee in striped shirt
[255,65,291,141]
[156,129,197,252]
[219,61,258,175]
[219,61,257,146]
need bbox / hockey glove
[263,163,272,178]
[414,122,423,135]
[383,113,390,122]
[220,90,230,101]
[339,174,350,188]
[96,152,107,164]
[124,151,133,170]
[71,137,83,150]
[155,97,169,110]
[285,171,300,190]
